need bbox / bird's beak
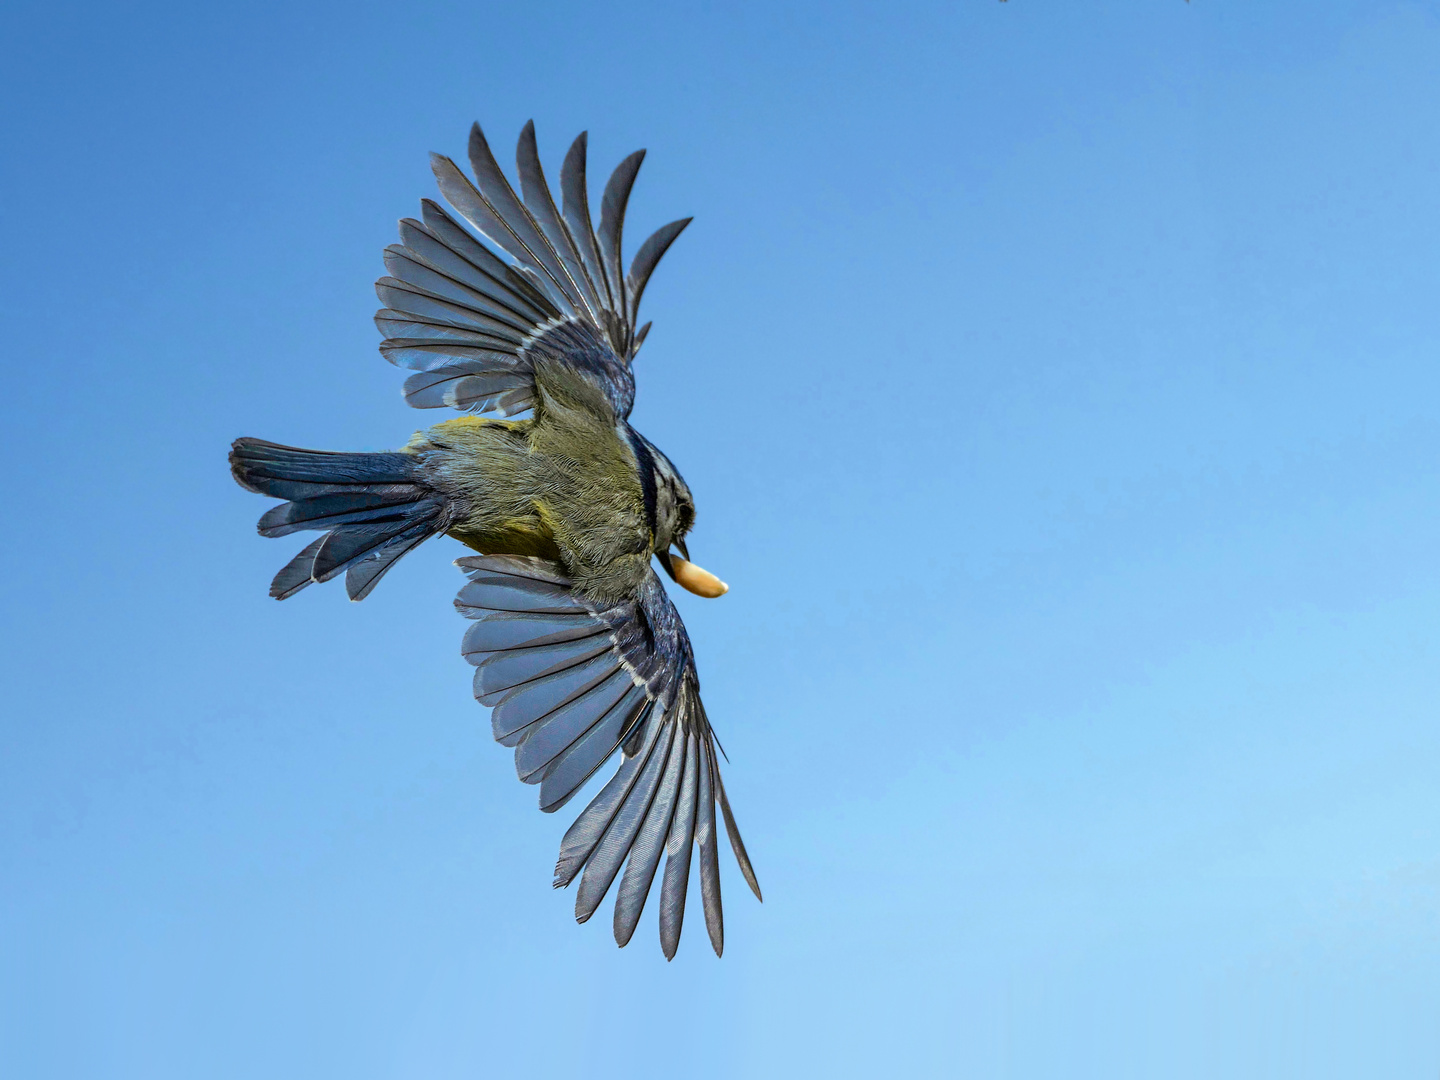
[658,546,728,598]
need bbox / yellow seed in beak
[671,556,728,598]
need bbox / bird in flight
[230,119,760,958]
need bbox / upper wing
[455,554,761,959]
[376,121,692,420]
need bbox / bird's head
[632,431,728,599]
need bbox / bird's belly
[446,516,563,561]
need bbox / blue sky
[3,1,1439,1076]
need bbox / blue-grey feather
[381,342,521,373]
[472,635,614,701]
[258,487,430,537]
[696,744,724,956]
[430,154,539,279]
[453,379,532,413]
[631,321,652,354]
[458,554,569,585]
[402,368,528,410]
[493,387,534,416]
[312,514,441,583]
[231,440,418,488]
[516,120,603,322]
[658,731,700,959]
[396,220,543,326]
[553,702,664,887]
[456,574,585,615]
[345,529,433,601]
[417,199,557,319]
[234,438,451,602]
[461,612,602,657]
[375,311,505,345]
[491,654,624,743]
[269,534,327,600]
[538,685,649,813]
[612,725,686,946]
[483,644,615,716]
[514,668,633,781]
[626,217,691,328]
[715,765,762,902]
[575,718,677,924]
[375,279,527,342]
[597,149,645,325]
[464,121,585,315]
[381,251,532,333]
[560,132,615,316]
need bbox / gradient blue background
[3,1,1439,1076]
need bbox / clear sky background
[2,1,1439,1076]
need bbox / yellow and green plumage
[418,358,655,602]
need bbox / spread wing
[455,555,761,959]
[376,120,691,420]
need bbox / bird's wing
[455,554,760,959]
[376,120,691,421]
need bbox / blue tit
[230,120,759,959]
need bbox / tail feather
[345,529,435,602]
[232,443,418,493]
[257,487,432,538]
[230,438,455,601]
[271,535,328,600]
[312,513,442,582]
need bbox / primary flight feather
[230,120,760,959]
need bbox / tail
[229,438,456,601]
